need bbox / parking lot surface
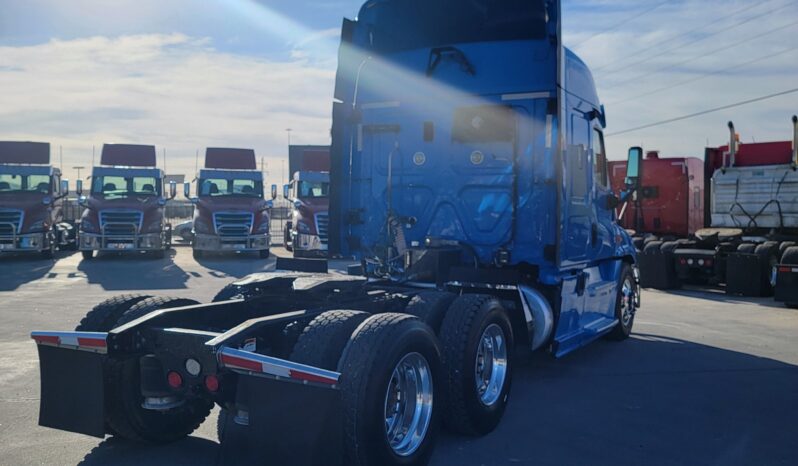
[1,246,796,466]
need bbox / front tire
[259,249,270,259]
[338,314,442,466]
[439,295,514,436]
[81,250,94,260]
[607,264,638,340]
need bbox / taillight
[679,258,687,265]
[205,375,220,393]
[705,259,713,267]
[779,266,792,273]
[167,371,183,389]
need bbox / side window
[592,128,608,187]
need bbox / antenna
[195,149,199,177]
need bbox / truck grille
[0,209,23,235]
[100,211,143,236]
[316,212,329,245]
[214,212,253,237]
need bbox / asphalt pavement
[0,245,796,466]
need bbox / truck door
[591,125,615,261]
[561,113,593,266]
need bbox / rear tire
[338,314,442,466]
[105,297,213,443]
[290,310,370,370]
[737,243,756,254]
[403,291,457,333]
[81,250,94,260]
[439,294,514,436]
[755,242,780,295]
[192,249,203,260]
[781,247,798,309]
[75,295,152,332]
[259,249,270,259]
[660,241,679,253]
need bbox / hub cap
[475,324,508,407]
[384,352,433,457]
[620,278,636,327]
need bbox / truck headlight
[28,220,47,232]
[81,218,98,233]
[297,221,311,234]
[194,219,211,234]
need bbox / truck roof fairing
[92,166,163,178]
[293,171,330,183]
[200,169,263,181]
[101,144,157,168]
[0,141,51,165]
[205,148,258,171]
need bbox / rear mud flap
[726,253,766,297]
[37,345,105,438]
[220,375,343,466]
[638,252,679,289]
[775,268,798,303]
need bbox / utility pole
[73,166,85,180]
[59,146,63,172]
[285,128,292,185]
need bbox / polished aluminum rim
[621,278,636,327]
[475,323,508,407]
[384,352,433,457]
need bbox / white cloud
[0,33,336,185]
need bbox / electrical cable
[571,1,670,50]
[606,45,798,106]
[605,87,798,137]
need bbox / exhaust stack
[727,121,738,167]
[792,115,797,165]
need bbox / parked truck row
[610,116,798,307]
[30,1,643,465]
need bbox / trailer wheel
[105,297,213,443]
[660,241,679,253]
[438,295,514,436]
[81,250,94,260]
[737,243,756,254]
[778,242,796,260]
[643,241,663,254]
[75,295,152,332]
[404,291,457,333]
[290,310,370,370]
[338,313,442,466]
[607,264,638,341]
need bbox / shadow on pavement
[77,436,220,466]
[649,286,791,310]
[77,249,190,291]
[70,333,797,466]
[194,253,274,278]
[0,250,76,291]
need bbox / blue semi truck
[30,1,640,465]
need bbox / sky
[1,0,797,187]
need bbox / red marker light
[167,371,183,389]
[205,375,220,393]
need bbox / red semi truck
[609,151,704,245]
[0,141,75,258]
[626,116,798,303]
[187,148,274,259]
[76,144,176,260]
[283,145,330,257]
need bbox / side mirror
[283,184,290,199]
[60,180,69,196]
[76,179,83,195]
[183,182,191,198]
[78,195,87,207]
[169,181,177,199]
[271,184,278,201]
[626,146,643,185]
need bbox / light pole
[73,166,85,180]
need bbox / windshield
[298,180,330,199]
[92,175,161,198]
[0,174,51,194]
[362,0,546,54]
[200,178,263,198]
